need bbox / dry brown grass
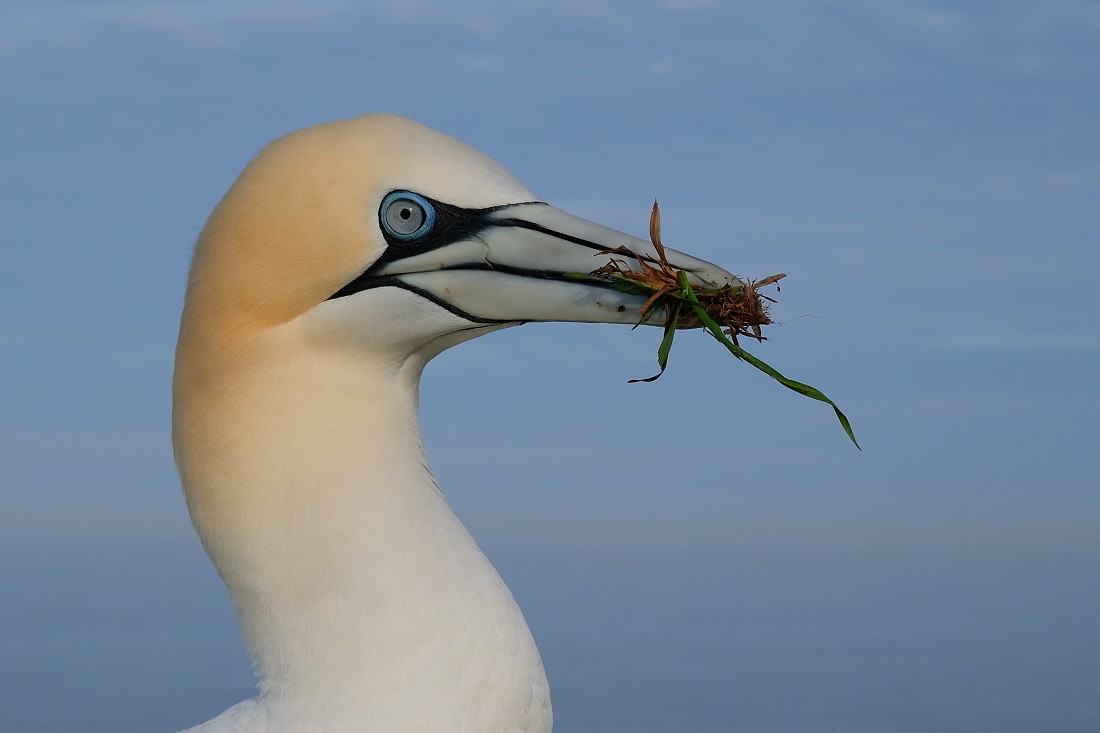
[591,201,785,344]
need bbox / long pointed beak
[354,203,741,325]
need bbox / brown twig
[593,200,785,343]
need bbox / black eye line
[327,195,547,302]
[376,193,535,256]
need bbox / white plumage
[173,114,736,732]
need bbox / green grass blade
[629,301,680,383]
[677,272,861,449]
[657,302,680,368]
[562,271,654,297]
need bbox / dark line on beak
[332,276,510,325]
[492,218,666,268]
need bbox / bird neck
[173,320,551,730]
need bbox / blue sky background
[2,2,1099,731]
[3,0,1096,548]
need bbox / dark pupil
[400,208,412,220]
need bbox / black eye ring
[379,191,436,242]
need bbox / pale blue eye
[380,191,435,241]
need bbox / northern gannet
[173,114,739,732]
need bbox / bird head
[179,113,738,366]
